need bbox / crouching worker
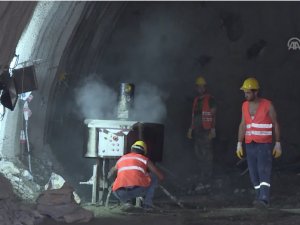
[108,140,164,209]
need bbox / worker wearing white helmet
[108,140,164,210]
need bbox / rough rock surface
[0,173,44,225]
[37,182,93,223]
[0,160,41,201]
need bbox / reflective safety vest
[242,98,273,143]
[191,94,214,130]
[112,152,151,191]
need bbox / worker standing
[187,76,217,182]
[236,77,282,208]
[108,140,164,210]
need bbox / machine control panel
[98,128,129,157]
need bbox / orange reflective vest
[242,98,273,144]
[112,153,151,191]
[191,94,214,130]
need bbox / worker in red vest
[108,140,164,210]
[187,76,217,182]
[236,77,282,208]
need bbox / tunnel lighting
[0,65,38,111]
[12,65,38,94]
[0,87,18,111]
[0,70,18,110]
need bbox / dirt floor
[40,171,300,225]
[41,206,300,225]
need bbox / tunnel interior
[42,1,300,201]
[1,1,300,210]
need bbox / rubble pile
[0,160,41,201]
[0,162,93,224]
[45,172,81,204]
[0,174,44,225]
[37,182,93,223]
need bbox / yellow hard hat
[195,76,207,86]
[131,140,147,155]
[240,77,260,90]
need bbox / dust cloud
[74,74,167,122]
[131,83,167,123]
[74,74,117,120]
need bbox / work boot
[252,199,259,206]
[142,204,156,212]
[135,197,144,207]
[120,202,134,212]
[253,200,269,209]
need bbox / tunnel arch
[1,1,300,202]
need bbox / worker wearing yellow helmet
[187,75,217,183]
[236,77,281,208]
[108,140,164,210]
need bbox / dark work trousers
[113,173,158,207]
[245,142,273,203]
[194,128,213,181]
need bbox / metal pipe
[85,127,97,157]
[117,83,134,120]
[159,185,185,208]
[91,164,98,204]
[25,120,32,173]
[102,158,106,198]
[138,122,143,140]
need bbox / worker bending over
[108,140,164,209]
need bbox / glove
[107,170,113,179]
[208,128,216,140]
[273,142,282,158]
[107,167,116,179]
[236,142,244,159]
[187,128,193,139]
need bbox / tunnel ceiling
[1,1,300,196]
[0,2,36,68]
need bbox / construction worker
[236,77,282,208]
[187,76,217,181]
[108,140,164,210]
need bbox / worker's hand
[272,142,282,158]
[236,142,244,159]
[107,171,113,179]
[187,128,193,139]
[208,128,216,140]
[107,166,116,179]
